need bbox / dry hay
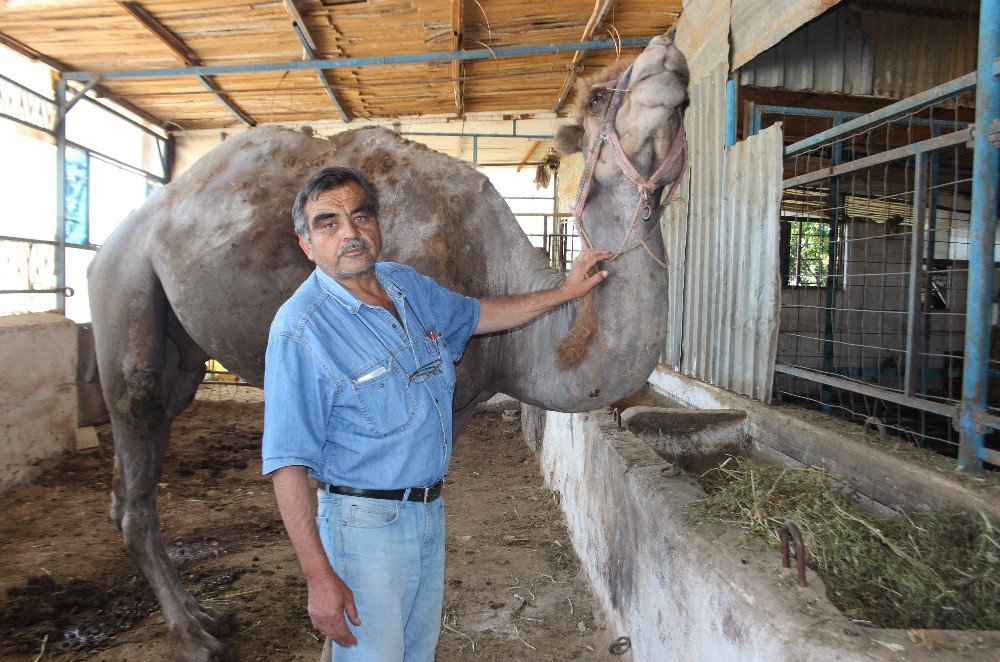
[687,457,1000,631]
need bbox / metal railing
[767,62,998,471]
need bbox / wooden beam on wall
[516,140,542,172]
[283,0,351,122]
[115,1,256,126]
[551,0,615,114]
[451,0,464,118]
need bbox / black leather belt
[321,479,443,503]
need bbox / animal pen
[769,76,992,467]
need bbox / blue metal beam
[784,72,978,157]
[195,75,255,126]
[61,37,654,82]
[290,19,351,123]
[958,0,1000,473]
[724,78,736,147]
[402,131,550,139]
[54,79,67,314]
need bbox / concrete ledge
[0,312,78,493]
[525,404,999,660]
[648,366,1000,521]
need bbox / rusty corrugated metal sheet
[739,1,977,102]
[860,0,978,101]
[738,6,874,95]
[662,62,782,401]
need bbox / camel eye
[587,93,604,109]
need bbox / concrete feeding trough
[618,406,748,474]
[521,380,999,660]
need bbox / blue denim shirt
[261,263,480,489]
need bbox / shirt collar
[313,264,404,315]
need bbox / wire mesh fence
[763,84,995,462]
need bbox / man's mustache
[338,239,373,257]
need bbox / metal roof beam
[451,0,464,118]
[283,0,350,122]
[552,0,615,114]
[115,1,256,126]
[61,37,654,81]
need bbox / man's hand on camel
[308,574,361,648]
[558,248,614,301]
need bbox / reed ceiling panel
[0,0,680,130]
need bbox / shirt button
[391,323,397,329]
[434,398,439,403]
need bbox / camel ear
[553,125,585,155]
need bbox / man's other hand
[309,573,361,648]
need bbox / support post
[904,154,928,396]
[55,79,67,313]
[821,119,843,411]
[958,0,1000,473]
[725,78,737,147]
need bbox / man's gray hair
[292,167,380,238]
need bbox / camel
[87,33,688,660]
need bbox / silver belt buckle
[422,486,430,504]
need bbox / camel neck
[485,182,669,412]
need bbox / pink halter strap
[568,67,687,269]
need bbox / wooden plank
[515,140,541,171]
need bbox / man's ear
[552,125,585,155]
[298,234,314,261]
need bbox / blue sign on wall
[65,147,89,245]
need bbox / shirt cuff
[262,456,324,478]
[451,297,480,362]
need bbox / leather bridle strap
[569,65,688,268]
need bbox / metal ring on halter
[642,204,652,220]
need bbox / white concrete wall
[0,312,77,491]
[526,401,999,660]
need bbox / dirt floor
[0,385,615,661]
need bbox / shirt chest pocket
[349,359,416,436]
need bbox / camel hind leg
[90,255,233,661]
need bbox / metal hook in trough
[612,408,622,429]
[779,521,807,587]
[609,636,631,655]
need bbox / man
[263,167,611,661]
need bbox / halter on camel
[569,64,688,268]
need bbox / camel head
[553,34,689,196]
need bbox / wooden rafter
[283,0,350,122]
[551,0,615,114]
[450,0,465,118]
[114,1,256,126]
[516,140,542,172]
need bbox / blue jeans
[316,490,446,662]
